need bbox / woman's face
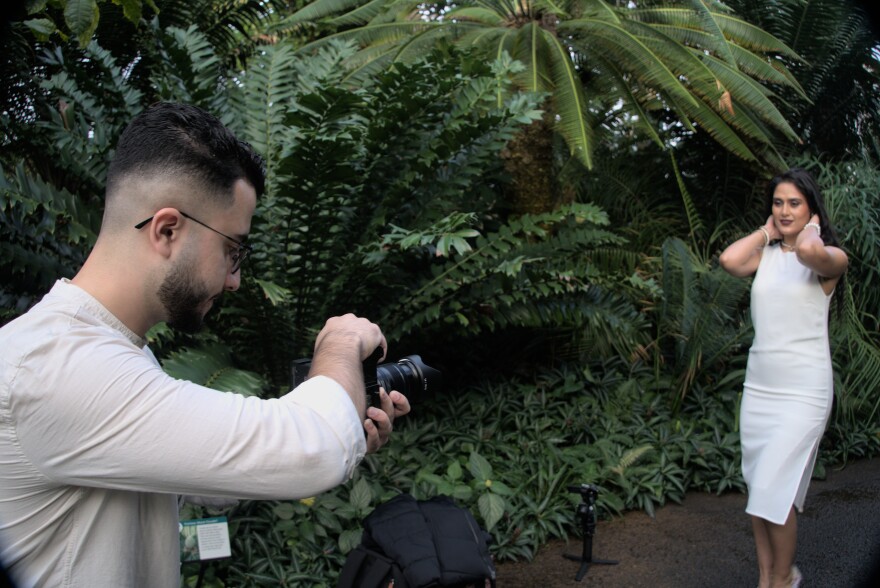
[771,181,812,239]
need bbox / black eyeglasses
[135,210,252,274]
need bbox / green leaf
[23,18,57,40]
[451,485,474,501]
[488,480,514,496]
[273,503,295,521]
[417,472,446,488]
[119,0,143,23]
[478,492,505,531]
[468,452,493,481]
[254,279,291,306]
[338,529,362,554]
[26,0,48,14]
[349,477,372,511]
[64,0,99,47]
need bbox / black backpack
[337,494,496,588]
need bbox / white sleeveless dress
[740,244,834,525]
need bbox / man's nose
[225,270,241,292]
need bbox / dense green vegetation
[2,1,879,586]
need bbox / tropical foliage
[15,0,158,47]
[725,0,880,161]
[282,0,810,172]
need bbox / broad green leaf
[349,478,372,511]
[468,452,493,481]
[23,18,56,40]
[447,460,463,481]
[119,0,143,23]
[487,480,514,496]
[478,492,505,531]
[338,529,362,553]
[273,502,295,520]
[451,485,474,501]
[26,0,48,14]
[64,0,99,47]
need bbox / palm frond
[633,7,802,60]
[648,24,807,96]
[542,28,594,168]
[563,18,701,110]
[284,0,808,168]
[832,281,880,423]
[281,0,381,26]
[447,6,507,26]
[656,237,751,405]
[669,151,704,242]
[674,93,758,162]
[590,52,665,148]
[696,52,798,140]
[329,0,394,27]
[295,20,445,56]
[735,0,880,158]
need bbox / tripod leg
[563,518,619,581]
[574,561,591,582]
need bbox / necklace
[780,241,797,251]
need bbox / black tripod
[563,484,618,581]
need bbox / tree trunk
[501,110,573,216]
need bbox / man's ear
[147,208,183,259]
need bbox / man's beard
[158,253,219,334]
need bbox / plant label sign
[180,517,232,562]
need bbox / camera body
[291,349,441,408]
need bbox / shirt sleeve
[9,325,367,500]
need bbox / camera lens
[376,355,441,403]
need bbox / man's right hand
[308,314,388,418]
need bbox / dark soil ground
[494,457,880,587]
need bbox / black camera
[291,348,441,408]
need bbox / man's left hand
[364,388,411,453]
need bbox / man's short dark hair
[106,102,266,203]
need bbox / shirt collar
[57,278,147,348]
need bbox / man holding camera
[0,102,410,587]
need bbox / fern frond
[610,444,653,476]
[161,343,267,397]
[151,25,225,111]
[0,162,99,315]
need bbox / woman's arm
[719,216,777,278]
[795,214,849,280]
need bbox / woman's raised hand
[764,215,782,241]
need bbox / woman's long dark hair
[765,167,846,315]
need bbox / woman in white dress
[719,168,848,588]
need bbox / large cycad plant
[725,0,880,161]
[281,0,806,180]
